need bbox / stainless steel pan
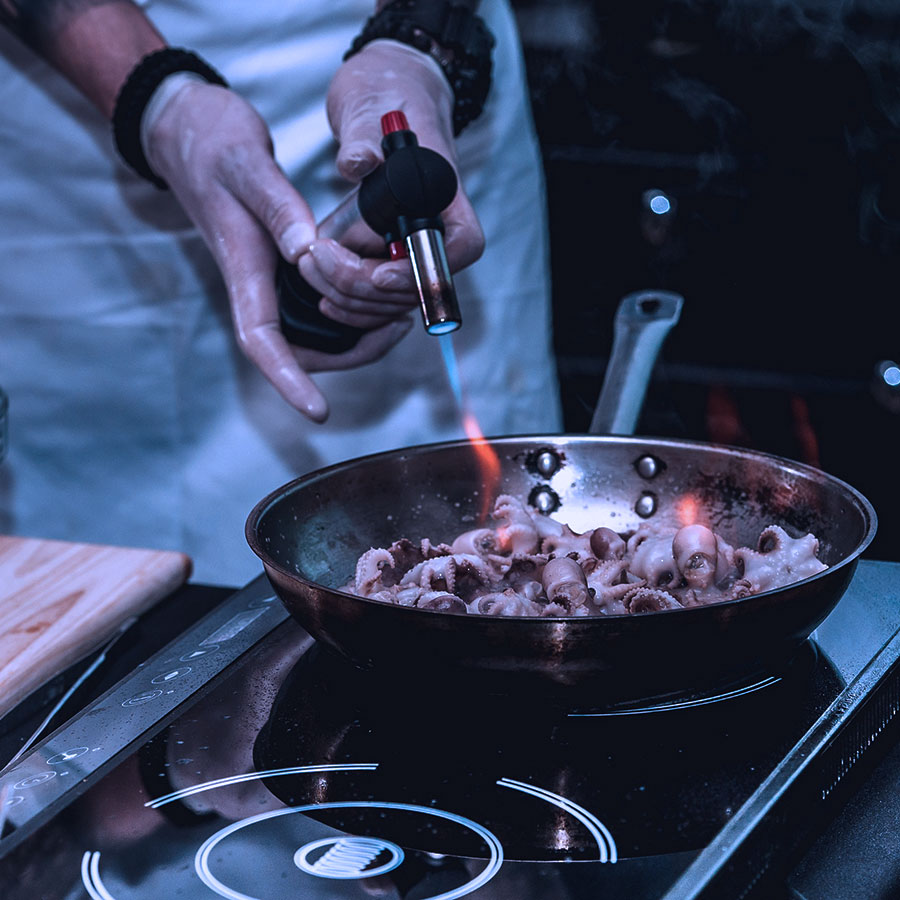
[246,293,877,703]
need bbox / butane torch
[276,110,462,354]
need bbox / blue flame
[438,333,464,411]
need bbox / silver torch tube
[404,228,462,335]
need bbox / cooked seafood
[345,494,828,617]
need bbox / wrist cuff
[345,1,495,135]
[112,47,229,190]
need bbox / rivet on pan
[635,455,661,479]
[529,484,561,515]
[535,449,561,478]
[635,492,658,518]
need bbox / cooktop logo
[294,836,404,879]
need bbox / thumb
[327,59,391,182]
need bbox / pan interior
[250,436,876,593]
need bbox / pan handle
[589,290,683,436]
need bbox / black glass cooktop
[1,560,899,900]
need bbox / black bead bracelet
[111,47,229,189]
[345,0,495,135]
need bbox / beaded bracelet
[111,47,229,189]
[345,0,495,135]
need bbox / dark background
[510,0,900,561]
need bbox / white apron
[0,0,561,585]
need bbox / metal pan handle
[589,290,683,436]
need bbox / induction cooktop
[1,560,899,899]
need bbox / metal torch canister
[276,110,462,352]
[404,227,460,335]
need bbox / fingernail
[305,394,329,422]
[338,142,379,180]
[280,223,316,260]
[289,379,328,421]
[309,241,338,277]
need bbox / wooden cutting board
[0,535,192,717]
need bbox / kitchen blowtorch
[276,110,462,354]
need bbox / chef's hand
[141,75,412,422]
[296,39,485,330]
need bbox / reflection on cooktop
[253,640,842,862]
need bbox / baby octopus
[344,494,828,617]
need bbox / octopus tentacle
[354,548,395,595]
[446,554,502,601]
[420,538,453,559]
[473,589,540,617]
[400,555,460,593]
[582,558,635,615]
[540,524,594,559]
[732,525,826,598]
[624,585,684,614]
[492,494,541,555]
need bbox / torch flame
[676,494,699,526]
[437,333,501,524]
[463,411,501,523]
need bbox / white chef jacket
[0,0,561,585]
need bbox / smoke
[705,0,900,231]
[586,0,900,128]
[515,0,900,236]
[671,0,900,129]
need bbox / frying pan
[247,292,877,704]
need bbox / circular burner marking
[497,777,617,863]
[195,802,503,900]
[568,675,782,717]
[144,763,379,809]
[81,851,116,900]
[293,835,404,879]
